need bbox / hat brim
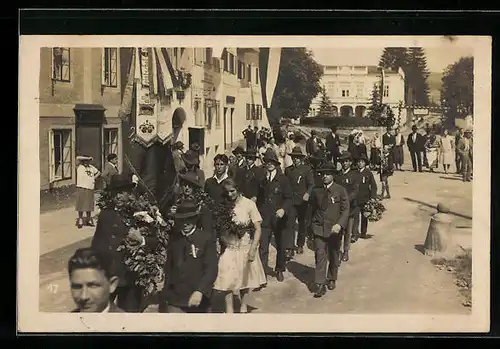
[290,152,306,157]
[174,211,201,220]
[105,183,135,192]
[182,156,200,165]
[263,159,281,165]
[178,175,203,188]
[77,156,93,161]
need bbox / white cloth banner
[265,48,281,108]
[155,48,174,91]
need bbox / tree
[379,47,409,71]
[367,79,395,128]
[406,47,430,106]
[370,82,381,106]
[441,56,474,126]
[317,86,335,117]
[270,48,323,122]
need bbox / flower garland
[362,198,386,222]
[368,103,396,128]
[96,191,172,298]
[212,197,256,248]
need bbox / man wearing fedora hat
[353,154,377,241]
[336,151,360,262]
[91,174,158,312]
[457,128,473,182]
[257,149,293,282]
[241,148,266,202]
[309,162,349,298]
[172,141,186,173]
[229,145,247,185]
[325,126,341,167]
[161,200,218,313]
[407,125,424,172]
[181,149,206,187]
[284,146,315,256]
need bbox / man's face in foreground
[70,268,118,312]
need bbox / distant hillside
[427,72,443,105]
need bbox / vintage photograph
[18,36,490,332]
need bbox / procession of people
[68,122,473,314]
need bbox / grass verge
[431,248,472,308]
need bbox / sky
[309,45,474,73]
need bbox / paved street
[39,142,472,314]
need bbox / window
[223,51,229,72]
[212,56,221,71]
[215,101,221,127]
[102,48,118,87]
[247,64,252,82]
[256,68,259,84]
[383,85,389,98]
[229,53,235,74]
[205,48,212,64]
[194,99,202,126]
[342,89,350,97]
[103,128,119,168]
[204,100,213,128]
[237,60,245,79]
[246,104,251,120]
[49,129,72,182]
[251,105,256,120]
[173,48,180,69]
[52,48,70,82]
[257,105,263,120]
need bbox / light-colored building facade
[39,47,124,191]
[39,47,270,190]
[308,65,406,120]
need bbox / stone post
[424,203,453,256]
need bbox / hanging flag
[149,48,158,96]
[155,47,175,91]
[118,48,136,120]
[178,47,192,71]
[260,48,281,109]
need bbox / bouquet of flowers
[97,191,172,298]
[362,198,386,222]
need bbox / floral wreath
[96,191,172,298]
[362,198,386,222]
[212,197,255,248]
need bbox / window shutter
[62,131,72,179]
[111,48,117,86]
[101,48,106,86]
[62,49,70,81]
[48,130,55,183]
[50,48,54,80]
[248,64,252,82]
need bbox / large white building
[308,65,406,120]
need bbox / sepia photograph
[18,35,490,333]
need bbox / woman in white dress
[75,155,101,228]
[213,178,267,313]
[439,128,455,174]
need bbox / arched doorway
[340,105,353,118]
[172,107,187,142]
[332,106,339,117]
[355,106,367,118]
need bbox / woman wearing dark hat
[162,200,218,313]
[353,154,377,241]
[349,131,368,170]
[91,174,155,312]
[205,154,231,205]
[75,155,101,228]
[284,146,315,255]
[181,149,206,187]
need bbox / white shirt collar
[326,182,334,189]
[238,158,245,167]
[343,168,351,175]
[267,169,277,181]
[214,170,229,184]
[181,226,197,237]
[102,303,111,313]
[108,162,117,169]
[248,163,255,169]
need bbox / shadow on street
[403,197,472,220]
[414,244,426,255]
[287,261,316,293]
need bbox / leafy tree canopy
[441,56,474,125]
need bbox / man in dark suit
[325,126,341,167]
[91,174,158,312]
[310,162,349,298]
[407,125,424,172]
[257,150,293,282]
[306,130,325,157]
[284,146,315,255]
[242,125,257,150]
[161,200,218,313]
[68,247,124,313]
[336,151,360,262]
[101,153,120,189]
[241,149,266,202]
[353,154,377,240]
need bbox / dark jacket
[204,176,228,204]
[164,227,218,308]
[284,163,314,206]
[90,208,158,287]
[306,136,325,156]
[325,133,341,159]
[242,164,266,200]
[382,133,396,148]
[356,167,377,206]
[350,144,368,161]
[310,183,350,238]
[72,303,125,313]
[407,132,425,152]
[336,169,360,216]
[257,171,293,228]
